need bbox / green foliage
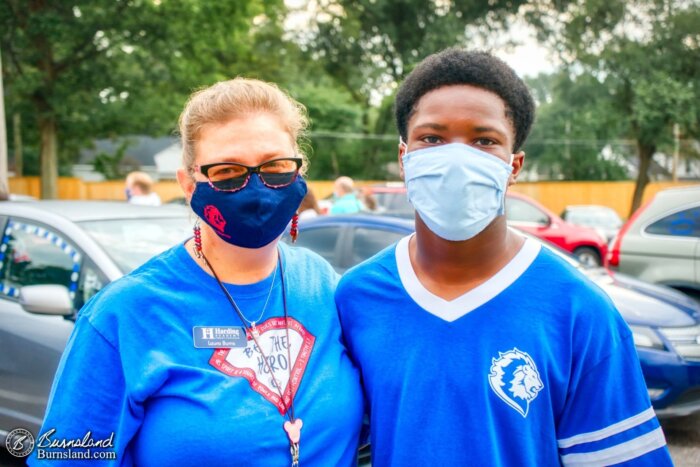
[527,0,700,211]
[525,71,629,180]
[91,140,134,181]
[0,0,276,191]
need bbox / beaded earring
[193,220,203,258]
[290,213,299,243]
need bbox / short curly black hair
[395,48,535,152]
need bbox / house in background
[73,135,182,181]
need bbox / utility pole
[0,46,8,196]
[564,120,571,161]
[672,123,680,183]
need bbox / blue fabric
[330,193,363,215]
[335,238,673,467]
[190,174,307,248]
[30,242,363,466]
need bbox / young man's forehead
[407,85,514,138]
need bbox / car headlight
[629,325,665,351]
[659,325,700,361]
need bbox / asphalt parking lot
[663,412,700,466]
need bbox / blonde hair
[125,171,154,194]
[178,78,309,172]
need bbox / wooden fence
[8,176,699,219]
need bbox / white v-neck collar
[395,233,541,322]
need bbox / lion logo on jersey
[488,348,543,417]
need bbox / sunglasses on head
[195,157,303,192]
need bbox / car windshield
[79,217,191,273]
[567,209,622,228]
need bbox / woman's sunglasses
[195,157,302,192]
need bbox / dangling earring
[193,220,203,258]
[290,213,299,243]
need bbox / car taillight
[607,199,651,268]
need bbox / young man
[335,49,672,466]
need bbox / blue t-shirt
[30,242,364,466]
[336,235,672,467]
[330,194,363,215]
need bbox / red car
[370,185,609,266]
[504,192,608,266]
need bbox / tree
[526,0,700,215]
[0,0,271,198]
[525,71,629,181]
[296,0,528,177]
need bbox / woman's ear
[177,168,196,202]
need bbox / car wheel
[574,246,601,267]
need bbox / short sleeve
[27,316,142,466]
[556,334,673,466]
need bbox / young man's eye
[421,135,442,144]
[474,138,496,146]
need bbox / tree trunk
[629,141,655,217]
[38,114,58,199]
[13,113,22,176]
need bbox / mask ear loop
[399,136,408,153]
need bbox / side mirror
[19,284,74,316]
[537,216,552,227]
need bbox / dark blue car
[285,214,700,417]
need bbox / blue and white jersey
[336,235,672,466]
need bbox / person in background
[329,176,363,214]
[31,78,364,466]
[125,171,162,206]
[358,186,377,213]
[335,48,672,466]
[298,188,323,219]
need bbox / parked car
[368,184,609,266]
[0,201,191,444]
[561,204,623,243]
[285,214,700,417]
[608,185,700,302]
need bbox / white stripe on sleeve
[557,407,656,448]
[560,427,667,467]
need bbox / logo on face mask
[203,205,229,237]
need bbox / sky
[494,30,557,78]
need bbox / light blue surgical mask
[401,142,514,241]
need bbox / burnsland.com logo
[5,428,35,458]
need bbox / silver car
[608,185,700,301]
[561,204,623,243]
[0,201,191,444]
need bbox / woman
[30,79,364,466]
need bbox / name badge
[192,326,247,348]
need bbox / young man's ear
[508,151,525,187]
[398,141,407,180]
[176,168,196,203]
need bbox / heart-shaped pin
[209,317,316,415]
[283,418,303,444]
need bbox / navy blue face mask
[190,174,307,249]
